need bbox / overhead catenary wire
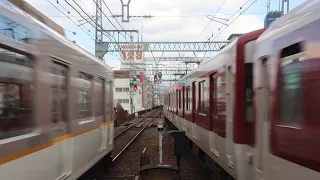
[47,0,94,39]
[211,0,257,41]
[93,0,130,40]
[47,12,267,18]
[101,0,131,39]
[195,0,227,41]
[47,0,123,61]
[195,0,252,59]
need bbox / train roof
[1,1,113,73]
[165,28,264,94]
[164,39,237,92]
[256,0,319,51]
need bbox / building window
[123,87,129,92]
[123,99,129,103]
[115,88,122,92]
[0,15,30,44]
[199,81,205,114]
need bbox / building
[113,70,132,113]
[113,70,154,113]
[227,34,243,42]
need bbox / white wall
[113,78,131,112]
[114,78,151,113]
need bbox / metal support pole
[159,131,163,164]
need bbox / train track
[105,110,161,180]
[105,113,213,180]
[114,109,159,138]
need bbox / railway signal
[130,79,134,87]
[154,74,158,82]
[158,72,162,79]
[134,84,137,91]
[133,75,137,81]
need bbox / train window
[51,63,68,123]
[78,72,92,118]
[0,15,31,44]
[279,52,303,126]
[179,90,181,109]
[216,75,226,116]
[95,78,104,117]
[0,47,33,139]
[186,86,191,111]
[199,81,205,114]
[245,63,253,121]
[0,83,20,118]
[79,90,90,110]
[212,75,217,114]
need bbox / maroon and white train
[164,0,320,180]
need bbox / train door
[106,80,114,146]
[226,66,235,169]
[254,57,269,179]
[97,78,106,152]
[182,86,185,130]
[50,60,70,178]
[192,81,197,139]
[209,73,219,156]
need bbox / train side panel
[254,1,320,179]
[0,3,114,180]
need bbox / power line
[93,0,129,41]
[197,0,256,61]
[211,0,257,41]
[47,0,122,61]
[47,0,94,39]
[209,0,251,40]
[63,0,123,43]
[101,0,131,39]
[47,12,266,18]
[195,0,227,41]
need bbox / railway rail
[104,110,212,180]
[114,109,159,138]
[105,109,162,179]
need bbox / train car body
[164,0,320,180]
[253,0,320,179]
[0,1,114,180]
[164,28,265,180]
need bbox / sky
[23,0,305,70]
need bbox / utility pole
[95,0,103,59]
[282,0,289,14]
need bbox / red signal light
[154,77,158,82]
[134,84,137,91]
